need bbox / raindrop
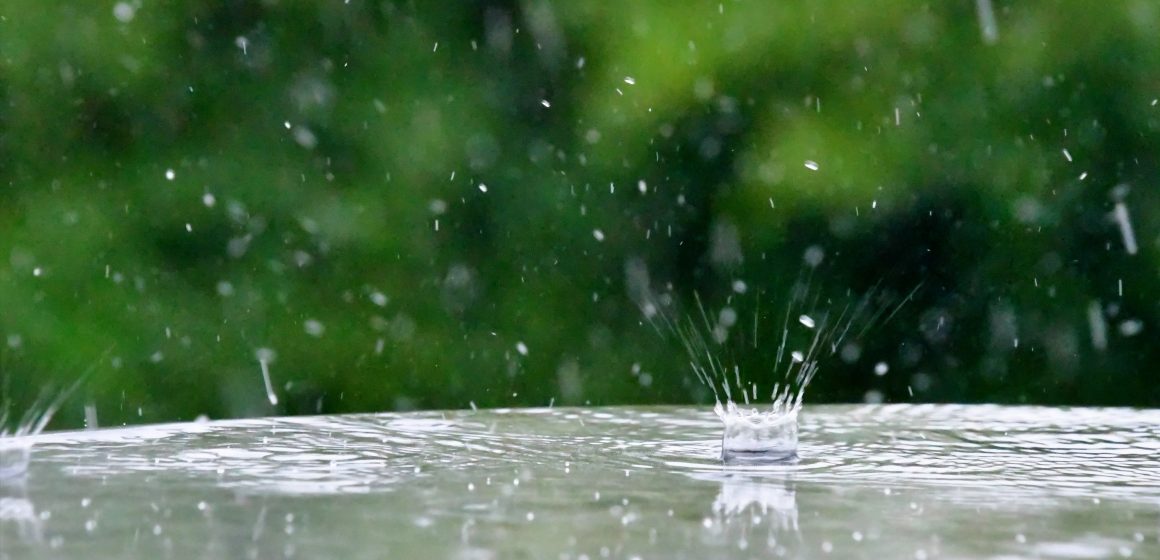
[1119,320,1143,337]
[593,229,605,242]
[975,0,999,44]
[798,315,816,329]
[165,169,175,181]
[803,160,819,171]
[478,183,489,193]
[1113,201,1138,255]
[202,193,216,207]
[256,348,278,406]
[719,308,737,327]
[874,362,889,376]
[516,341,529,356]
[803,245,825,268]
[304,319,326,337]
[112,2,135,23]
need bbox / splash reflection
[691,470,800,555]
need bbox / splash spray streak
[0,348,108,479]
[636,265,917,463]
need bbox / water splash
[714,401,798,463]
[1,374,91,480]
[631,257,917,464]
[0,402,56,480]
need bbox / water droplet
[874,362,889,376]
[804,160,819,171]
[516,341,529,356]
[112,2,135,23]
[1120,319,1144,337]
[593,229,605,242]
[798,315,816,329]
[303,319,326,337]
[803,245,825,267]
[165,169,175,181]
[478,183,488,193]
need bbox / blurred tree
[1,0,1157,429]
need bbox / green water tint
[2,404,1158,559]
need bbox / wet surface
[2,404,1158,558]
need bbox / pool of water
[2,404,1158,559]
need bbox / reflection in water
[0,439,32,481]
[0,478,42,545]
[691,470,800,555]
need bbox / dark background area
[2,1,1158,430]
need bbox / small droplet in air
[874,362,889,376]
[112,2,135,23]
[798,315,816,329]
[624,76,636,85]
[1119,320,1143,337]
[593,229,605,242]
[803,245,825,267]
[303,319,325,337]
[165,169,176,181]
[516,341,529,356]
[804,160,819,171]
[540,100,551,108]
[791,351,804,363]
[202,193,216,207]
[478,183,488,193]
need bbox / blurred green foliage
[2,1,1158,429]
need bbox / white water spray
[630,256,916,464]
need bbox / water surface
[2,404,1158,559]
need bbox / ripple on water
[13,404,1160,502]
